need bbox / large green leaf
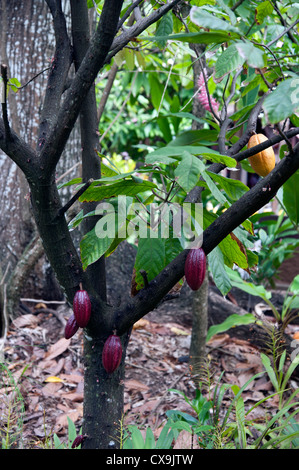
[206,313,256,342]
[215,44,245,80]
[155,12,173,48]
[203,209,249,270]
[79,179,157,202]
[190,7,240,33]
[264,78,299,123]
[80,225,114,270]
[208,246,232,296]
[148,73,164,110]
[133,233,183,292]
[168,129,219,146]
[255,0,274,24]
[143,31,239,45]
[282,170,299,226]
[174,151,202,192]
[133,235,166,291]
[207,171,249,200]
[235,41,266,68]
[219,233,248,270]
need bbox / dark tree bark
[0,0,299,449]
[0,0,84,318]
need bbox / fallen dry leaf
[44,375,64,383]
[12,314,40,329]
[45,338,70,360]
[125,379,149,392]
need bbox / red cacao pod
[64,313,79,339]
[73,289,91,328]
[71,434,87,449]
[184,247,206,291]
[102,334,122,374]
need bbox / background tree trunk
[0,0,83,321]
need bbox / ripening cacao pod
[184,247,206,291]
[73,289,91,328]
[71,434,87,449]
[247,134,275,177]
[64,313,79,339]
[102,334,122,374]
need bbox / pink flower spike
[197,71,219,115]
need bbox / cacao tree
[0,0,299,449]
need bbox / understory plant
[250,209,299,289]
[166,363,299,449]
[0,362,26,449]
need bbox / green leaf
[215,44,245,80]
[289,274,299,294]
[260,353,279,391]
[127,426,146,449]
[256,1,274,24]
[233,389,247,449]
[201,153,236,167]
[174,151,202,192]
[190,7,240,33]
[264,78,299,124]
[227,267,273,300]
[145,145,216,165]
[155,423,177,449]
[235,41,266,68]
[144,427,156,449]
[206,313,255,342]
[79,179,157,202]
[219,233,248,270]
[124,48,135,70]
[197,159,228,206]
[207,172,249,200]
[143,31,239,45]
[282,170,299,225]
[80,224,114,270]
[208,246,232,296]
[8,77,21,92]
[133,235,166,291]
[57,177,82,189]
[157,116,172,143]
[148,73,164,110]
[155,12,173,48]
[169,129,219,146]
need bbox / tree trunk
[189,43,209,373]
[189,269,209,377]
[83,331,130,449]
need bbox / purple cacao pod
[102,334,122,374]
[73,289,91,328]
[71,434,87,448]
[64,313,79,339]
[184,247,206,291]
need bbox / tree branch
[1,64,11,141]
[38,0,73,150]
[0,117,38,182]
[107,0,182,61]
[70,0,107,301]
[39,0,124,176]
[266,18,299,48]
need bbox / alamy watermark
[93,195,203,249]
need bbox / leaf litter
[0,301,298,448]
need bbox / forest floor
[1,293,299,450]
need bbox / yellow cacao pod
[247,134,275,177]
